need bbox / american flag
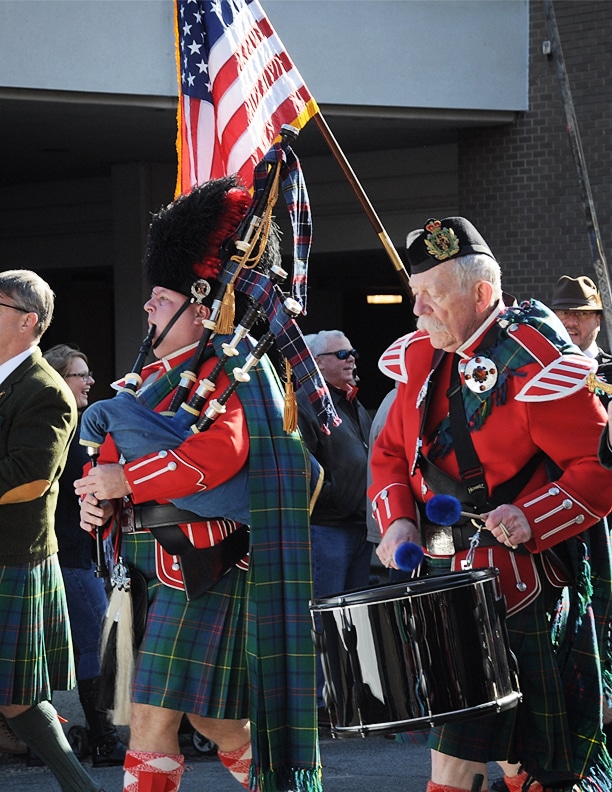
[175,0,318,195]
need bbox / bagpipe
[80,125,336,575]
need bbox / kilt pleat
[126,533,248,718]
[429,584,575,775]
[0,554,74,705]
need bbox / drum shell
[310,568,521,736]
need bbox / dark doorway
[298,249,415,412]
[42,267,115,403]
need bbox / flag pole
[312,112,412,298]
[543,0,612,340]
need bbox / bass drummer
[369,217,612,792]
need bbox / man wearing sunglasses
[296,330,373,728]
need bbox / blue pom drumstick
[425,494,483,525]
[425,494,517,549]
[393,541,424,572]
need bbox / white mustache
[417,315,448,334]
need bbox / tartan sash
[229,344,321,792]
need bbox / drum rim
[309,566,499,611]
[327,689,522,737]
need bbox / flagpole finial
[279,124,299,143]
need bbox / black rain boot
[77,677,127,767]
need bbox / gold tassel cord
[283,359,298,433]
[216,280,236,335]
[216,165,281,335]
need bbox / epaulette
[512,327,596,401]
[498,301,596,401]
[378,331,427,383]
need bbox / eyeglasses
[66,372,94,381]
[317,349,359,360]
[0,301,29,313]
[555,310,599,320]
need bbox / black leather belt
[123,502,205,533]
[453,523,500,550]
[422,521,526,555]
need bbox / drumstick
[426,494,518,550]
[461,510,518,550]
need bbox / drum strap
[416,350,543,553]
[417,351,543,515]
[447,354,488,508]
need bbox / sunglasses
[317,348,359,360]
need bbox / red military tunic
[369,300,612,614]
[97,342,249,590]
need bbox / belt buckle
[121,497,136,534]
[423,523,455,556]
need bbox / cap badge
[424,219,460,261]
[462,356,498,393]
[190,278,211,303]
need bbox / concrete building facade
[0,1,609,409]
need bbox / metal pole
[543,0,612,339]
[313,113,412,298]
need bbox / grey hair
[453,254,502,303]
[304,329,348,357]
[0,269,55,337]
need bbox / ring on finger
[498,521,511,540]
[498,521,518,549]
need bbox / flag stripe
[175,0,318,195]
[225,81,314,177]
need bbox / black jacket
[595,347,612,407]
[297,384,372,528]
[55,424,97,569]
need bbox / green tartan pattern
[124,532,250,717]
[236,349,321,792]
[128,338,321,792]
[0,554,74,705]
[430,536,612,791]
[556,524,612,792]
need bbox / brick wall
[458,0,612,340]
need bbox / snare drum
[310,568,521,736]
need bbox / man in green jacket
[0,269,104,792]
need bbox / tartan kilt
[124,532,249,718]
[429,580,575,780]
[0,554,75,705]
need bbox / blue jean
[61,563,108,680]
[310,523,373,706]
